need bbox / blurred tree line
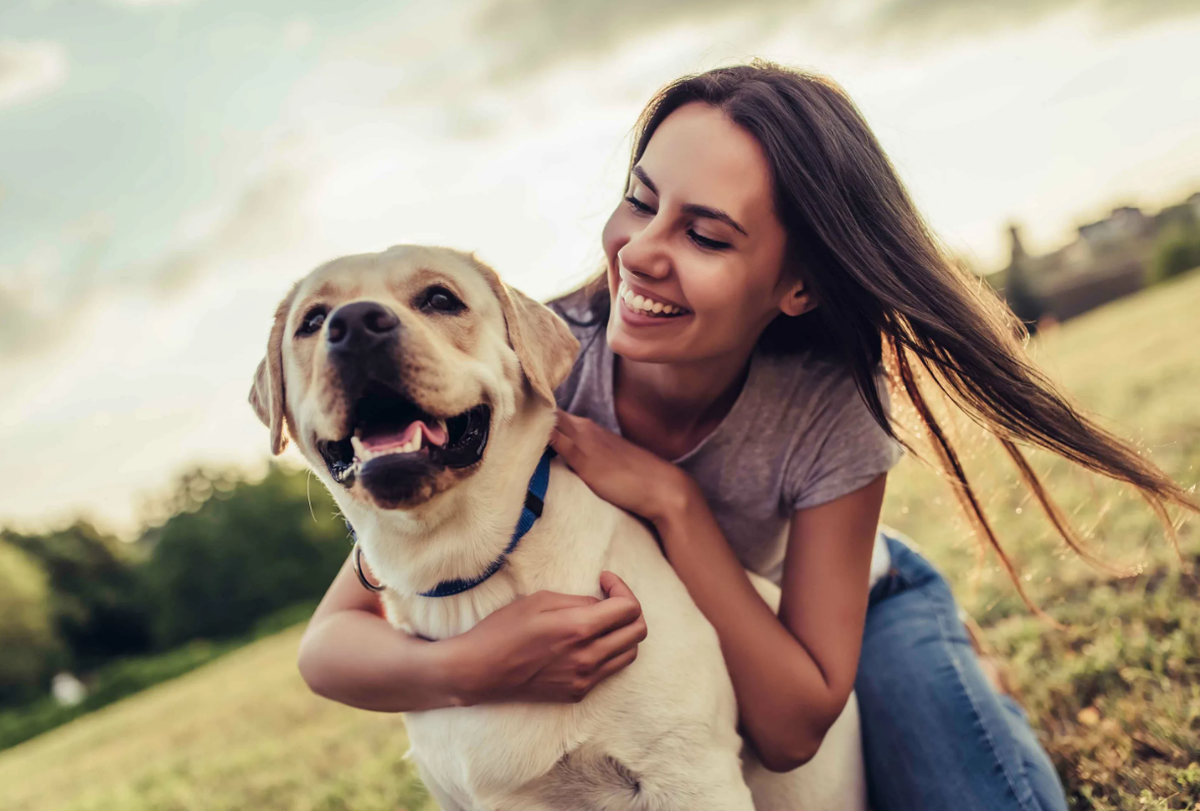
[0,465,349,707]
[986,207,1200,331]
[1152,217,1200,283]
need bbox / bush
[0,464,348,716]
[0,542,62,704]
[140,465,349,648]
[1150,223,1200,283]
[4,522,153,669]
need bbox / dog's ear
[249,284,299,455]
[503,285,580,406]
[473,259,579,407]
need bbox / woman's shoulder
[546,284,603,329]
[753,348,878,417]
[546,286,608,413]
[749,350,902,511]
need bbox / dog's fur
[251,245,867,810]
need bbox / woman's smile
[616,279,693,327]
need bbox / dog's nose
[326,301,400,354]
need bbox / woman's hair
[560,60,1197,614]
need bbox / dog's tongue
[361,420,447,451]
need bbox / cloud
[103,0,200,6]
[341,0,1199,114]
[463,0,1200,82]
[0,40,68,109]
[0,245,76,358]
[471,0,803,81]
[863,0,1200,43]
[0,285,44,357]
[283,18,315,52]
[142,165,309,295]
[0,164,310,360]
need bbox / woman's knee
[857,536,1067,811]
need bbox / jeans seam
[920,585,1040,811]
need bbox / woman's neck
[613,345,754,461]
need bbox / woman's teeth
[618,282,687,317]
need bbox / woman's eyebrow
[682,203,748,237]
[631,165,748,237]
[631,165,658,195]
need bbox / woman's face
[601,101,807,364]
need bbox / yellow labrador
[250,245,867,811]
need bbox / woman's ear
[779,280,816,317]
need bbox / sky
[2,0,1199,535]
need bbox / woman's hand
[550,410,694,526]
[449,571,648,706]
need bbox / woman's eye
[689,231,731,251]
[296,307,327,336]
[423,286,465,313]
[624,195,655,215]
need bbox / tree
[140,465,349,647]
[1151,222,1200,284]
[1002,224,1045,332]
[4,522,152,668]
[0,541,62,704]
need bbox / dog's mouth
[317,382,491,488]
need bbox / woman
[298,62,1196,810]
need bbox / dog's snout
[327,301,400,354]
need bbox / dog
[250,245,867,810]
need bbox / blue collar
[418,447,555,598]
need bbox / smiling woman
[539,61,1199,810]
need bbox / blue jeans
[855,532,1068,811]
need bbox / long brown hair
[558,61,1197,615]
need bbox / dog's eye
[296,306,328,336]
[422,286,465,314]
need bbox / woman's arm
[297,552,649,712]
[658,475,884,771]
[297,553,468,711]
[552,410,884,772]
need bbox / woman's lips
[617,279,690,313]
[617,290,693,326]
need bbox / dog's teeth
[351,436,372,462]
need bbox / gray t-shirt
[550,293,904,587]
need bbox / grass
[0,269,1198,810]
[883,268,1200,809]
[0,627,432,811]
[0,601,319,752]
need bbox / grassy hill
[0,627,432,811]
[2,270,1198,811]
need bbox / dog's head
[249,245,578,511]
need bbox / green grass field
[2,270,1198,811]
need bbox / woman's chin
[607,318,687,363]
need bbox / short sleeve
[546,290,609,416]
[547,291,599,410]
[784,367,904,512]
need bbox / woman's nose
[618,227,671,280]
